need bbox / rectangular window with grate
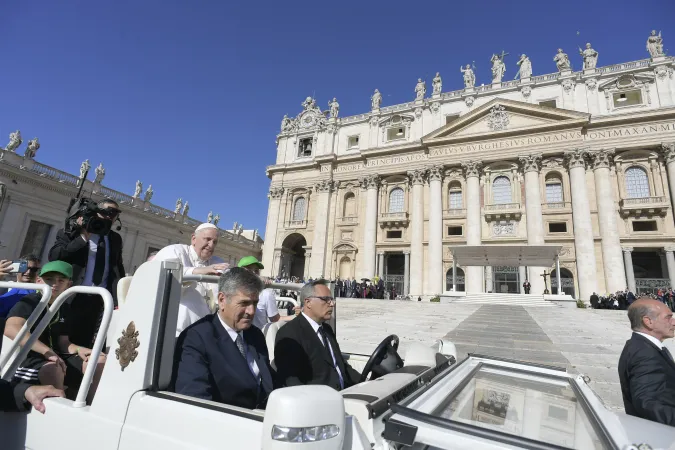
[20,220,52,258]
[548,222,567,233]
[632,220,657,232]
[447,226,463,236]
[386,230,402,239]
[545,182,563,203]
[448,191,463,209]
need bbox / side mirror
[262,385,345,449]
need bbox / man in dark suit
[172,268,275,409]
[618,298,675,426]
[48,199,125,347]
[275,280,359,390]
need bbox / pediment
[423,98,589,144]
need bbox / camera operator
[48,199,125,348]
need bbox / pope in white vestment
[153,223,230,336]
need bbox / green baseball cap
[39,261,73,279]
[237,256,264,270]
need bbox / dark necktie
[235,333,247,360]
[92,236,106,286]
[663,347,674,363]
[317,325,330,350]
[318,326,344,389]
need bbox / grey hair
[627,299,657,330]
[300,279,329,305]
[218,267,263,301]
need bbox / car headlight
[271,424,340,442]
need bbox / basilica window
[342,192,356,217]
[545,174,563,203]
[386,126,406,141]
[448,181,463,209]
[613,90,643,108]
[625,167,650,198]
[492,176,512,204]
[298,138,313,157]
[388,188,405,213]
[445,114,460,125]
[20,220,52,259]
[292,197,306,221]
[347,135,360,150]
[539,99,557,108]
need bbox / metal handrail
[1,285,113,408]
[0,282,53,371]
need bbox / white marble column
[661,143,675,212]
[623,247,636,293]
[359,175,380,279]
[665,247,675,289]
[378,252,385,278]
[408,169,426,296]
[590,150,627,292]
[403,250,410,295]
[261,187,285,277]
[564,149,598,301]
[427,165,444,294]
[309,180,337,278]
[519,154,546,294]
[462,161,483,293]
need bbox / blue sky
[1,1,672,238]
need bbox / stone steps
[448,293,554,307]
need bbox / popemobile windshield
[1,260,674,449]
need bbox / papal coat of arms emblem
[115,321,140,371]
[487,105,510,131]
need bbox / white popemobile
[1,260,674,450]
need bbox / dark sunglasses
[307,296,335,304]
[25,267,40,274]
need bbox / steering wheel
[359,334,404,382]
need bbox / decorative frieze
[407,169,427,186]
[585,78,598,91]
[519,154,542,173]
[562,78,575,93]
[589,149,615,170]
[429,101,441,114]
[461,161,483,179]
[486,105,510,131]
[521,85,532,98]
[564,148,589,169]
[314,180,338,193]
[662,142,675,163]
[492,221,516,236]
[268,187,285,199]
[427,165,444,182]
[359,175,381,190]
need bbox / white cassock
[153,243,225,336]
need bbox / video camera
[65,198,118,237]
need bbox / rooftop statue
[24,137,40,159]
[579,43,599,70]
[144,185,154,202]
[490,52,507,83]
[94,163,105,183]
[460,64,475,89]
[207,211,214,224]
[554,48,571,72]
[182,201,189,216]
[133,180,143,198]
[301,96,317,111]
[174,198,182,214]
[280,114,295,133]
[515,54,532,79]
[646,30,665,58]
[79,159,90,179]
[414,78,426,101]
[371,89,382,110]
[4,130,22,153]
[213,214,220,226]
[432,72,442,95]
[328,98,339,118]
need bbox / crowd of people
[590,288,674,311]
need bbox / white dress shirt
[635,331,664,349]
[217,314,260,380]
[153,243,225,336]
[82,234,109,287]
[301,312,344,388]
[252,288,279,330]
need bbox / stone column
[564,149,598,301]
[623,247,636,293]
[427,165,444,294]
[261,187,285,277]
[359,175,380,279]
[485,266,493,293]
[310,180,337,278]
[462,161,483,293]
[452,256,457,291]
[403,251,410,295]
[665,247,675,289]
[519,154,546,294]
[555,255,561,295]
[661,143,675,212]
[407,169,426,296]
[590,150,627,292]
[378,252,385,278]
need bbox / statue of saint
[414,78,426,101]
[175,198,183,214]
[579,43,598,70]
[79,159,90,179]
[213,214,220,226]
[182,201,189,216]
[516,54,532,79]
[133,180,143,198]
[24,137,40,159]
[94,163,105,183]
[554,48,571,72]
[207,211,214,224]
[432,72,442,95]
[280,114,292,133]
[301,96,316,111]
[328,98,340,118]
[646,30,664,58]
[371,89,382,110]
[5,130,22,153]
[490,54,506,83]
[144,185,154,202]
[460,64,476,88]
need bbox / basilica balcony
[483,203,522,222]
[619,196,669,218]
[337,216,359,227]
[542,201,572,214]
[379,211,409,228]
[443,208,466,219]
[286,219,307,229]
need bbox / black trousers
[67,293,105,347]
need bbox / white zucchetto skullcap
[195,223,218,233]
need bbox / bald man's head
[627,297,675,342]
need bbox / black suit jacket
[171,314,275,409]
[275,314,359,390]
[0,318,29,412]
[48,228,125,301]
[618,332,675,426]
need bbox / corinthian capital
[407,169,427,186]
[564,148,589,170]
[589,149,615,170]
[359,175,380,190]
[518,154,542,173]
[314,179,338,193]
[661,142,675,163]
[461,161,482,179]
[427,165,444,182]
[268,186,285,199]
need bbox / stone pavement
[335,298,675,413]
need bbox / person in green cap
[4,260,106,404]
[238,256,297,329]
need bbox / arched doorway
[280,233,307,279]
[445,267,465,292]
[551,268,575,298]
[339,256,352,279]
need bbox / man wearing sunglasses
[0,255,40,318]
